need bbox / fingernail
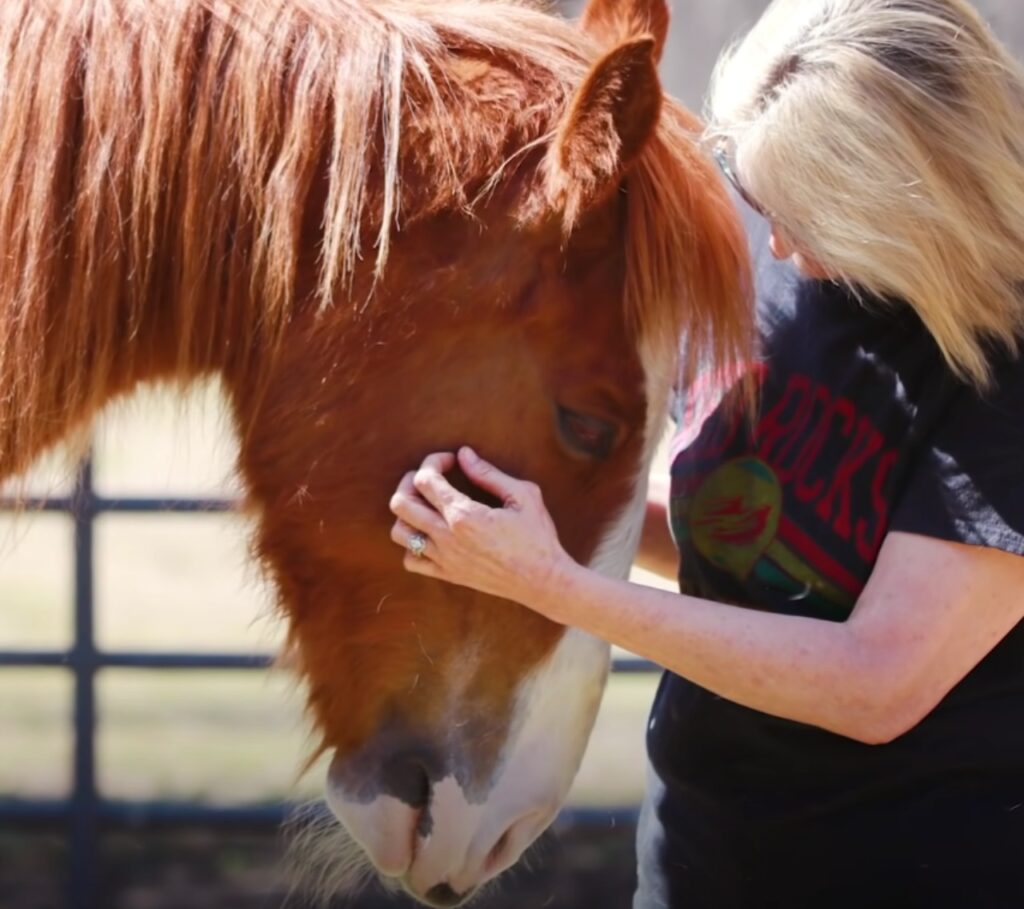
[461,446,477,463]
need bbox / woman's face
[768,222,833,280]
[716,143,834,281]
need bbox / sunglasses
[713,145,770,219]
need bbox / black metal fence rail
[0,459,654,909]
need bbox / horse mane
[0,0,751,477]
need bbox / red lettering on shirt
[857,448,897,561]
[757,375,815,471]
[815,416,884,539]
[792,391,857,502]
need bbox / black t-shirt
[635,216,1024,909]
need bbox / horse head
[232,0,750,903]
[0,0,750,904]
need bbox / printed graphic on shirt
[677,456,854,615]
[672,370,902,620]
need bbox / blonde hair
[708,0,1024,387]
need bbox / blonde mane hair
[0,0,751,477]
[707,0,1024,388]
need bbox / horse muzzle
[325,751,554,905]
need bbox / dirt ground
[0,821,639,909]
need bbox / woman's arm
[542,530,1024,743]
[390,448,1024,745]
[633,474,678,579]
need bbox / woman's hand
[388,447,575,617]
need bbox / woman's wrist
[521,553,588,626]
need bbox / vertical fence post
[68,458,98,909]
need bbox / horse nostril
[424,883,473,907]
[485,810,545,875]
[381,754,432,810]
[408,760,431,810]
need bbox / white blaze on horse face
[321,629,611,900]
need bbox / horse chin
[284,800,509,908]
[283,801,398,906]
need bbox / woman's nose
[769,223,794,261]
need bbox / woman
[389,1,1024,905]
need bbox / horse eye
[556,406,617,460]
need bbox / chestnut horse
[0,0,751,904]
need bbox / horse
[0,0,752,904]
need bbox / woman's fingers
[458,446,538,511]
[413,452,476,520]
[388,450,570,604]
[403,550,442,578]
[421,452,457,474]
[389,471,449,535]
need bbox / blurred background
[4,2,1024,908]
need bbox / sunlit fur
[708,0,1024,388]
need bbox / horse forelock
[626,104,756,397]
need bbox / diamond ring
[408,532,428,558]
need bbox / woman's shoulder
[888,341,1024,558]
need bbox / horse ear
[543,37,662,232]
[581,0,669,62]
